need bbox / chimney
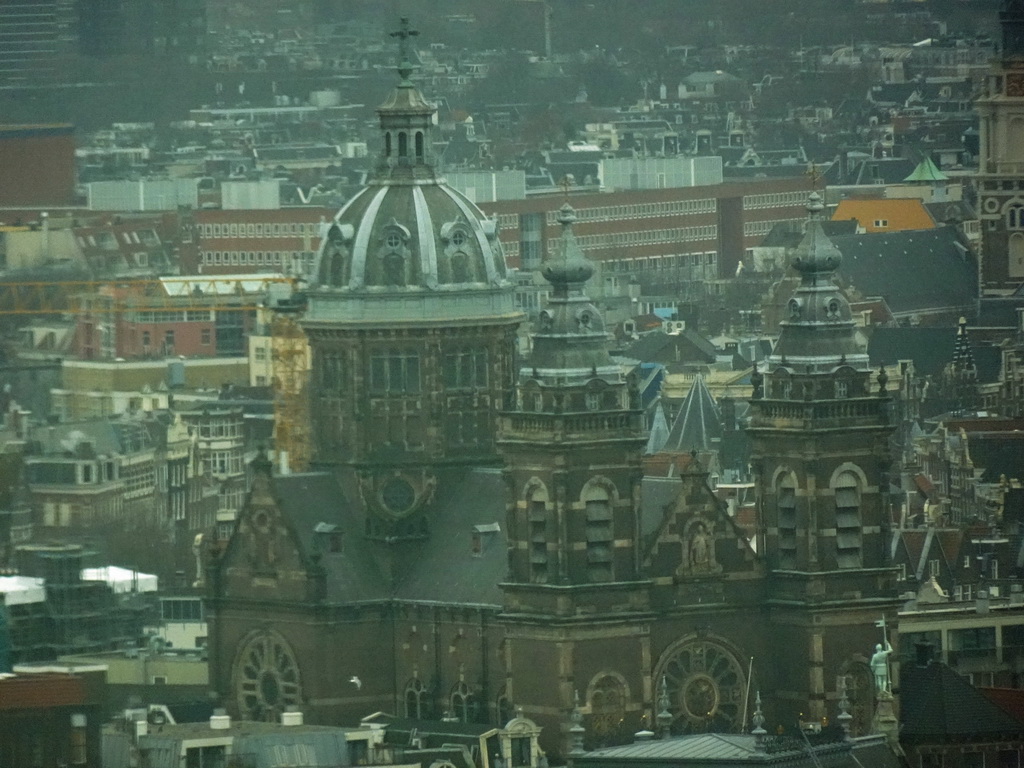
[976,588,990,615]
[1011,583,1023,606]
[281,706,303,726]
[210,709,231,730]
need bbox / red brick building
[182,207,332,278]
[481,176,813,282]
[0,672,103,768]
[0,125,76,207]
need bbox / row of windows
[777,473,861,569]
[204,450,243,477]
[604,252,718,272]
[544,197,717,225]
[743,191,809,210]
[134,310,213,323]
[197,422,243,439]
[744,217,804,237]
[201,250,313,266]
[550,225,717,252]
[200,221,321,238]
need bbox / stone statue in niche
[677,517,720,577]
[690,522,710,568]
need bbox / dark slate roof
[623,329,717,367]
[664,375,722,453]
[868,327,1002,383]
[760,219,855,248]
[848,157,918,185]
[273,472,391,604]
[392,467,507,606]
[831,227,976,315]
[901,660,1024,741]
[868,327,961,376]
[271,468,508,608]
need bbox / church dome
[313,182,508,292]
[307,19,511,317]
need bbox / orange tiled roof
[832,197,936,233]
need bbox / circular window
[451,230,467,248]
[385,232,403,249]
[381,477,416,515]
[232,630,302,722]
[655,638,746,734]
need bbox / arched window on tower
[834,472,862,568]
[584,485,614,582]
[415,131,424,159]
[527,485,549,583]
[777,477,797,569]
[398,131,408,158]
[450,680,477,722]
[385,132,392,158]
[405,678,429,719]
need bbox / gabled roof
[901,660,1024,741]
[664,375,722,454]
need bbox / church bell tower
[747,193,900,728]
[978,0,1024,294]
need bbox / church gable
[219,458,318,603]
[641,466,760,586]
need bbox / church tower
[978,0,1024,294]
[748,193,900,729]
[301,19,522,538]
[498,203,649,748]
[500,203,647,596]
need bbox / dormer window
[451,229,467,248]
[385,232,403,249]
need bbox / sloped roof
[393,468,507,605]
[623,329,717,367]
[645,403,671,455]
[664,375,722,453]
[832,197,936,233]
[905,156,948,182]
[831,227,976,315]
[901,660,1024,741]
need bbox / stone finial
[569,690,586,755]
[752,691,767,752]
[877,364,889,395]
[837,676,853,740]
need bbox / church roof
[664,375,722,454]
[264,467,509,608]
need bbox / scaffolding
[270,305,310,474]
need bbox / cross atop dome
[390,17,419,85]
